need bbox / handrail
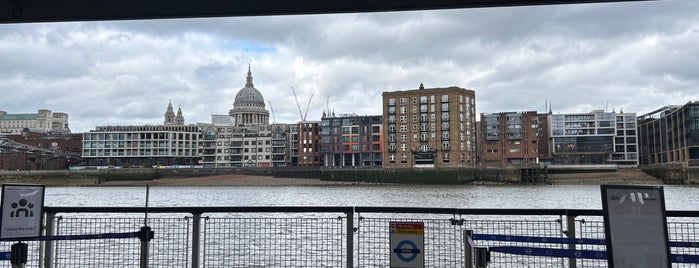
[43,206,699,218]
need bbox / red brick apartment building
[297,121,322,166]
[480,111,550,167]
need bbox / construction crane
[291,86,313,121]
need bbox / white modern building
[82,124,202,167]
[548,110,638,166]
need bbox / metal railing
[0,207,697,267]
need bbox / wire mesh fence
[202,215,347,267]
[355,215,467,267]
[46,216,189,268]
[0,207,696,268]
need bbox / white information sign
[1,184,45,239]
[389,222,424,268]
[601,185,670,268]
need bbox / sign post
[1,184,45,268]
[389,222,424,268]
[601,185,671,268]
[1,184,45,239]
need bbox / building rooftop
[0,114,38,120]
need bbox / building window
[400,98,407,105]
[442,141,450,150]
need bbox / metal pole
[475,247,488,268]
[191,213,201,268]
[346,209,354,268]
[140,185,152,268]
[566,212,577,268]
[43,212,56,268]
[464,230,474,268]
[11,242,28,268]
[139,226,153,268]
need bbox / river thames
[44,184,699,210]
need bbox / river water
[44,184,699,210]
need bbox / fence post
[191,213,201,268]
[464,230,474,268]
[139,226,154,268]
[566,212,577,268]
[43,212,55,268]
[475,247,489,268]
[346,209,354,268]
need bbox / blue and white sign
[390,222,424,268]
[1,184,45,239]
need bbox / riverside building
[637,101,699,166]
[297,121,322,167]
[382,84,476,168]
[320,113,382,167]
[82,101,201,167]
[548,110,638,166]
[199,122,274,168]
[480,111,550,167]
[82,124,201,167]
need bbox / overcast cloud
[1,0,698,132]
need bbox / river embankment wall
[642,163,699,184]
[277,167,522,184]
[0,168,273,186]
[0,167,524,185]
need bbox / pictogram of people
[10,198,34,217]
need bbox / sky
[1,0,698,133]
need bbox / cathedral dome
[233,67,265,108]
[229,66,270,125]
[234,86,265,107]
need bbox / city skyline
[1,0,698,132]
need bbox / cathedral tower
[229,66,270,125]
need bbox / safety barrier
[0,207,697,267]
[466,233,699,266]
